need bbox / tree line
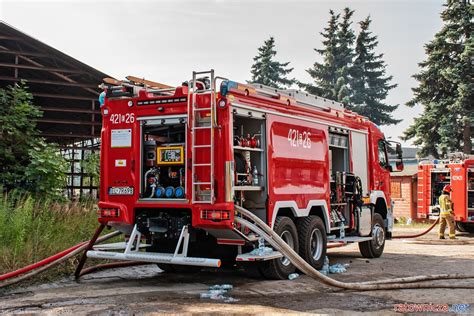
[250,1,472,157]
[0,1,471,198]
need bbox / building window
[391,180,401,198]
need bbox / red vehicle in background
[88,70,404,279]
[417,153,474,233]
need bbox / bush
[0,83,68,199]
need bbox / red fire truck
[88,70,404,279]
[417,153,474,233]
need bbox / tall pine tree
[250,36,295,89]
[335,8,356,104]
[350,16,400,126]
[403,0,473,157]
[303,10,341,98]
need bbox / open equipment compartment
[140,116,187,200]
[468,169,474,219]
[232,110,267,222]
[430,169,451,208]
[329,129,352,230]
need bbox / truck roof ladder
[189,70,216,204]
[250,83,345,112]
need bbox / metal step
[195,91,213,95]
[193,126,212,130]
[92,242,150,251]
[87,250,220,267]
[193,182,211,185]
[236,250,283,262]
[193,144,211,148]
[328,236,373,243]
[193,163,211,167]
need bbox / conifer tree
[303,10,340,98]
[250,36,295,89]
[350,16,400,126]
[403,0,473,156]
[335,8,356,104]
[304,8,356,104]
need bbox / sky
[1,0,445,146]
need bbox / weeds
[0,193,99,276]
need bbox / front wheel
[259,216,299,280]
[359,213,385,258]
[456,222,474,233]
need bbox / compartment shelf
[233,146,263,152]
[233,186,263,191]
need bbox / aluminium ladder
[188,70,216,204]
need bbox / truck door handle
[131,159,135,172]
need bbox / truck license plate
[108,186,134,195]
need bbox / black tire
[259,216,299,280]
[359,213,385,258]
[456,222,474,233]
[156,263,176,273]
[296,215,327,269]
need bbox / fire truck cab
[417,153,474,233]
[88,70,404,279]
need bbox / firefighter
[438,184,456,239]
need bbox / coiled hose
[234,205,474,290]
[0,230,121,288]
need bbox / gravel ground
[1,227,473,315]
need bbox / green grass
[0,193,100,278]
[394,219,432,229]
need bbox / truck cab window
[378,140,388,168]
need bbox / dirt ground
[1,227,474,315]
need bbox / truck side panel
[266,114,329,226]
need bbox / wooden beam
[39,133,99,139]
[0,49,48,57]
[32,92,97,101]
[0,36,23,40]
[0,76,98,88]
[36,118,102,126]
[0,62,85,73]
[40,106,101,114]
[17,54,99,95]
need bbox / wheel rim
[372,223,385,249]
[310,228,323,261]
[280,230,294,266]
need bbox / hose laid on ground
[234,205,474,290]
[392,218,440,239]
[78,261,149,278]
[0,242,87,281]
[0,231,121,288]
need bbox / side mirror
[396,160,404,171]
[396,143,403,157]
[387,140,404,172]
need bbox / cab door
[374,139,391,201]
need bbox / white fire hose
[234,205,474,290]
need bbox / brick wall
[391,175,417,219]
